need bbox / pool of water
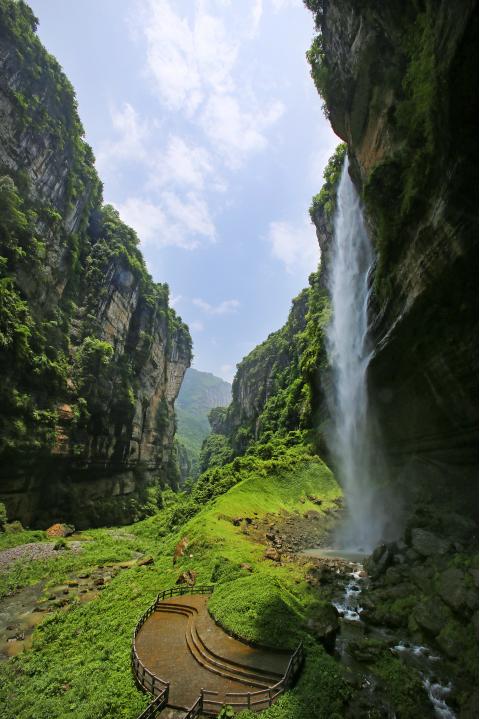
[302,547,367,563]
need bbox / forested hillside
[175,368,231,481]
[0,0,191,528]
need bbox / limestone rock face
[0,3,191,528]
[317,0,478,513]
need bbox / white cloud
[200,94,284,168]
[97,102,150,171]
[114,193,215,250]
[250,0,263,36]
[193,298,240,315]
[161,191,216,240]
[270,0,298,10]
[133,0,284,167]
[147,135,219,192]
[267,220,320,275]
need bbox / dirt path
[0,542,82,569]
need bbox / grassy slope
[0,458,353,719]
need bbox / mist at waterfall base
[325,158,392,553]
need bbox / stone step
[155,604,274,688]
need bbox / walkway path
[134,594,292,711]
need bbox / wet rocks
[365,544,393,579]
[437,567,470,613]
[413,598,452,636]
[410,529,450,557]
[306,603,339,653]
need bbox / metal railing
[198,642,305,714]
[132,586,304,717]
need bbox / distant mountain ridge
[175,368,231,481]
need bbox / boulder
[264,547,281,562]
[307,495,323,505]
[410,529,450,557]
[366,544,392,578]
[46,523,75,538]
[413,598,451,636]
[240,563,253,573]
[306,604,339,653]
[176,569,197,586]
[437,567,468,612]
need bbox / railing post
[247,692,251,708]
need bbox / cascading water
[326,157,385,551]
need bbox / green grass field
[0,458,351,719]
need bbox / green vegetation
[204,143,344,465]
[175,368,231,481]
[0,0,191,516]
[309,143,346,223]
[0,448,348,719]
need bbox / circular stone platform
[134,593,292,711]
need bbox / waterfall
[326,157,385,551]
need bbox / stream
[330,556,457,719]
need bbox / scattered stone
[244,517,253,525]
[410,529,450,557]
[93,578,104,586]
[264,548,281,562]
[66,580,79,587]
[303,510,321,520]
[266,532,276,541]
[176,569,197,586]
[78,572,90,579]
[240,563,253,572]
[232,517,243,526]
[307,495,323,506]
[46,523,75,538]
[136,555,154,567]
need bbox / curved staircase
[155,600,282,688]
[133,588,303,717]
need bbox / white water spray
[326,158,384,550]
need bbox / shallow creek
[0,559,139,661]
[307,547,457,719]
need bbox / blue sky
[29,0,338,382]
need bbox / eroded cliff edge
[307,0,478,512]
[0,1,192,528]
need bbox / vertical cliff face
[307,0,478,512]
[0,1,191,528]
